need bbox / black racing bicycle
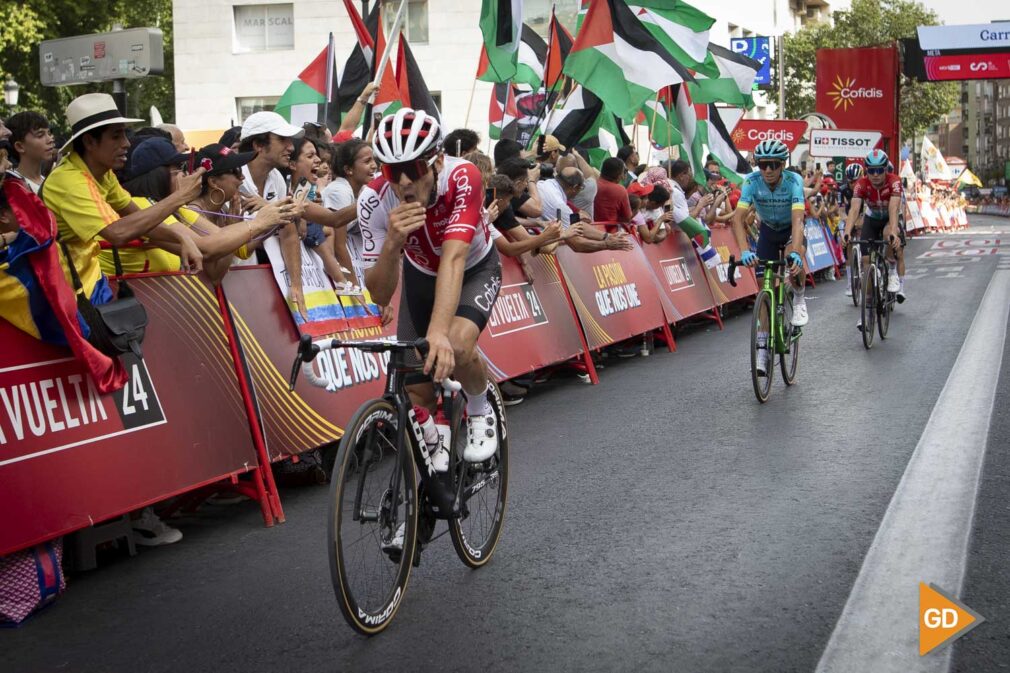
[289,334,509,635]
[851,238,896,349]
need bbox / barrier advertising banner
[804,218,837,272]
[554,241,670,350]
[704,226,760,304]
[221,267,395,460]
[816,46,899,152]
[730,119,809,152]
[637,229,718,322]
[477,253,587,381]
[0,275,261,556]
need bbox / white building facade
[172,0,840,139]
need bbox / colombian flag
[0,176,126,393]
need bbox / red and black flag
[395,33,442,124]
[544,8,574,90]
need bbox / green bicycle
[728,256,802,403]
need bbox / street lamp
[3,77,19,108]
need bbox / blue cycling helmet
[753,139,790,162]
[845,163,863,181]
[865,149,889,169]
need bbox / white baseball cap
[240,111,304,141]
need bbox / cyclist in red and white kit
[843,149,905,303]
[358,108,501,467]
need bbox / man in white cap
[236,111,308,316]
[43,93,206,306]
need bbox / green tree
[779,0,959,144]
[0,0,174,134]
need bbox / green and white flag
[544,85,630,170]
[627,0,718,77]
[479,0,524,82]
[563,0,694,121]
[687,44,761,109]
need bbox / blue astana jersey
[738,170,806,231]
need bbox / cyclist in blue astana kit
[731,139,808,376]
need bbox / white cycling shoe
[887,272,900,293]
[464,412,498,462]
[792,299,809,327]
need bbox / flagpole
[463,76,479,129]
[365,0,406,140]
[647,90,661,147]
[526,5,561,151]
[323,32,335,130]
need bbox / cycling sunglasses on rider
[757,160,783,172]
[381,153,438,183]
[865,167,886,175]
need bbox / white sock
[794,284,805,300]
[757,331,769,347]
[465,384,492,416]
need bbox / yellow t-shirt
[42,151,131,296]
[99,196,182,274]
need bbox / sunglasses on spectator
[757,161,783,171]
[866,167,886,175]
[381,155,436,183]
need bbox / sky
[917,0,1007,25]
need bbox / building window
[236,96,280,123]
[382,0,428,44]
[525,0,580,39]
[233,4,294,53]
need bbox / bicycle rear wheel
[877,262,891,339]
[848,248,860,307]
[450,381,510,568]
[751,290,774,403]
[861,266,876,350]
[779,291,800,385]
[329,399,417,635]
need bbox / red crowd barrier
[2,233,762,556]
[554,239,673,351]
[0,275,271,556]
[637,229,719,324]
[704,226,760,304]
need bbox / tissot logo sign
[809,129,883,157]
[816,47,898,140]
[918,23,1010,51]
[730,120,808,152]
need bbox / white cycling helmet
[372,107,441,164]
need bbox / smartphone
[569,212,580,226]
[186,148,196,173]
[485,188,495,207]
[556,208,563,223]
[816,163,822,171]
[663,204,672,213]
[537,135,546,157]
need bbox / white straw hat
[60,93,143,152]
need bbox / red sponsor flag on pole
[815,46,899,154]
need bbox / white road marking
[816,269,1010,672]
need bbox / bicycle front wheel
[848,248,860,307]
[861,266,876,350]
[329,398,417,636]
[877,264,891,339]
[450,381,510,568]
[751,290,774,403]
[779,291,800,385]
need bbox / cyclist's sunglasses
[866,167,886,175]
[757,160,783,171]
[381,155,437,183]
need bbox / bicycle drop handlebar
[287,333,430,391]
[726,255,790,288]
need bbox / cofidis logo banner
[815,47,898,139]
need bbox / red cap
[334,129,355,143]
[627,182,654,197]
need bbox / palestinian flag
[638,86,682,149]
[370,8,403,117]
[544,8,574,90]
[395,33,442,123]
[331,0,380,127]
[699,103,751,182]
[489,82,520,140]
[576,0,590,32]
[563,0,695,121]
[275,38,335,127]
[687,44,761,109]
[545,85,630,170]
[516,24,548,88]
[478,0,523,82]
[628,0,718,77]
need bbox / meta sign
[730,119,808,152]
[730,37,772,85]
[809,129,883,157]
